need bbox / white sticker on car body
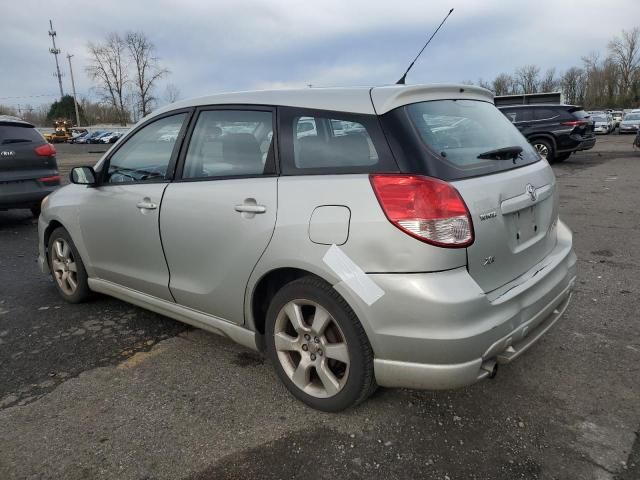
[322,244,384,306]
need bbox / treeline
[0,96,155,127]
[467,28,640,109]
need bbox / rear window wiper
[477,146,523,160]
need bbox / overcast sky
[2,0,638,109]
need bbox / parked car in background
[68,129,88,144]
[37,85,576,411]
[89,131,113,144]
[0,116,60,217]
[499,104,595,162]
[612,111,623,127]
[591,114,611,134]
[100,132,124,144]
[619,113,640,133]
[76,131,104,144]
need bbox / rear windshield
[406,100,540,179]
[0,124,44,145]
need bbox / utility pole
[48,19,64,99]
[67,54,81,127]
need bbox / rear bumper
[558,136,595,153]
[335,220,576,390]
[0,183,58,209]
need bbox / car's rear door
[160,107,278,324]
[387,99,558,293]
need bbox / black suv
[498,105,595,163]
[0,116,60,217]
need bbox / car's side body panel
[161,177,278,324]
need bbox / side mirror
[70,166,97,186]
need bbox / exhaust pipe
[481,359,498,379]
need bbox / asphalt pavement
[0,135,638,480]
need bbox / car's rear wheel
[48,227,90,303]
[532,139,554,163]
[555,152,571,162]
[265,276,376,412]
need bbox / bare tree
[87,33,129,125]
[561,67,586,105]
[492,73,515,96]
[477,78,492,90]
[514,65,540,94]
[608,28,640,97]
[164,83,181,104]
[0,104,18,116]
[125,32,168,118]
[539,68,558,92]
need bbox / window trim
[173,104,279,183]
[278,106,398,176]
[96,108,194,187]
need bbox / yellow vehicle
[44,120,76,143]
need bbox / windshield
[624,114,640,121]
[406,100,539,178]
[592,116,606,122]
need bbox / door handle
[136,199,158,210]
[234,204,266,214]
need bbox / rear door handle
[136,199,158,210]
[234,204,266,214]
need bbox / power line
[0,94,60,100]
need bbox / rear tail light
[35,144,56,157]
[370,174,474,248]
[37,175,61,186]
[561,120,587,127]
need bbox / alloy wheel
[51,238,78,295]
[273,300,350,398]
[534,143,549,159]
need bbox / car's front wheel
[48,227,90,303]
[265,276,376,412]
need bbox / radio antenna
[396,8,454,85]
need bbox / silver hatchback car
[38,85,576,411]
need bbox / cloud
[1,0,638,109]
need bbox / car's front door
[79,112,190,300]
[160,107,278,324]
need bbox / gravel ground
[0,134,638,480]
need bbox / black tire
[47,227,90,303]
[30,206,41,218]
[555,152,571,162]
[265,276,376,412]
[531,138,555,163]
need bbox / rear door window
[531,109,558,121]
[182,109,274,179]
[279,107,397,174]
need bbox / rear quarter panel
[245,174,467,329]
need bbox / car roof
[149,84,494,120]
[0,115,34,127]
